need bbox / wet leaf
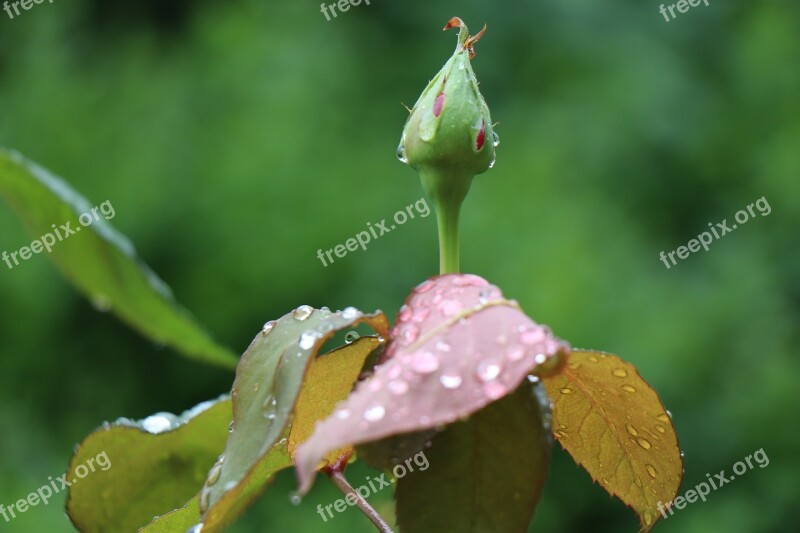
[138,497,201,532]
[541,350,683,532]
[66,397,231,533]
[288,336,383,463]
[199,307,388,532]
[396,380,552,533]
[141,439,294,532]
[0,149,238,369]
[295,274,570,494]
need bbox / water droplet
[534,353,547,365]
[559,387,573,395]
[477,361,502,381]
[520,329,545,346]
[506,346,525,361]
[396,143,408,164]
[345,331,360,344]
[289,492,302,506]
[416,279,435,293]
[365,405,386,422]
[223,481,237,492]
[402,324,419,343]
[388,379,409,395]
[439,299,462,316]
[206,463,223,486]
[411,351,439,373]
[654,424,666,434]
[492,131,500,147]
[655,413,670,423]
[142,415,173,434]
[637,437,652,450]
[335,409,350,420]
[367,378,383,392]
[440,374,463,389]
[386,364,403,379]
[436,341,451,352]
[398,304,412,322]
[411,307,430,322]
[91,295,112,312]
[261,320,276,336]
[263,395,278,420]
[626,424,638,436]
[187,524,204,533]
[299,330,320,350]
[621,385,636,393]
[228,421,235,433]
[645,464,657,478]
[484,381,506,400]
[199,487,211,513]
[588,355,599,363]
[489,153,496,169]
[292,305,313,321]
[612,368,628,378]
[342,307,360,320]
[527,375,540,383]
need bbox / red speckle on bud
[476,120,486,151]
[434,93,445,117]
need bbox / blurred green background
[1,0,798,531]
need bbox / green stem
[420,168,474,275]
[436,200,460,274]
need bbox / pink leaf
[295,274,570,494]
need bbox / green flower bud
[398,18,498,274]
[398,17,497,176]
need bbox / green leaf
[395,380,552,533]
[199,307,388,532]
[66,397,232,533]
[541,350,683,532]
[138,497,201,533]
[0,149,238,369]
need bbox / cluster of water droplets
[556,355,685,490]
[198,454,225,515]
[333,274,572,432]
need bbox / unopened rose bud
[398,18,498,274]
[398,17,497,176]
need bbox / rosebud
[398,17,497,176]
[397,18,498,274]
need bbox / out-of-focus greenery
[0,0,797,531]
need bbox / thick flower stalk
[398,17,497,274]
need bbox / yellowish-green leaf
[289,336,383,465]
[140,336,385,533]
[66,397,231,533]
[138,497,201,533]
[141,441,294,532]
[542,350,683,532]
